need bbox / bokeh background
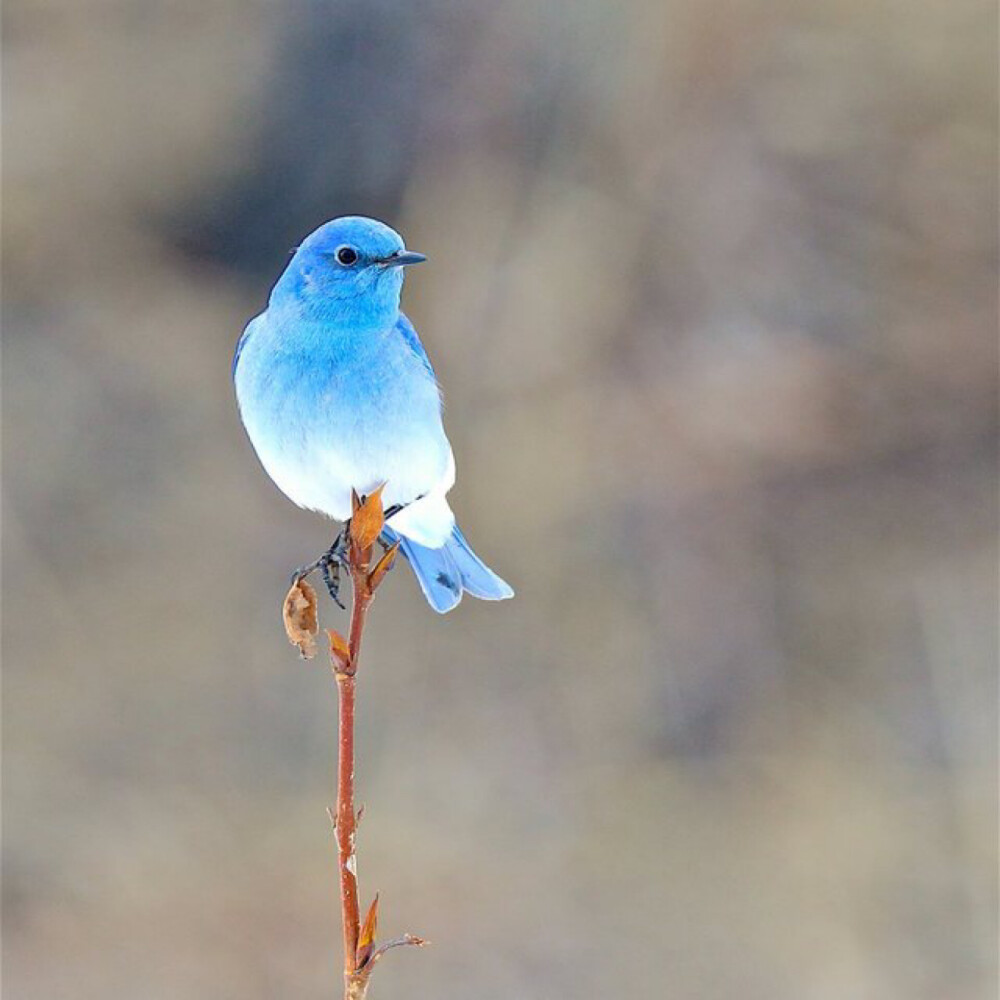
[3,1,997,997]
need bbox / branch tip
[350,486,387,554]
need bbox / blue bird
[233,216,513,613]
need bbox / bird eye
[334,245,358,266]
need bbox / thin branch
[333,546,376,985]
[280,487,420,1000]
[334,668,361,977]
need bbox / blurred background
[3,1,997,997]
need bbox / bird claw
[321,558,346,609]
[292,529,349,607]
[290,495,418,602]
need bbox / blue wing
[232,315,260,380]
[395,312,435,378]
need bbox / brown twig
[335,666,362,978]
[286,487,423,1000]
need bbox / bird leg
[292,528,349,609]
[292,496,421,597]
[320,556,346,610]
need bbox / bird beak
[380,250,427,267]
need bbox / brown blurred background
[3,1,997,997]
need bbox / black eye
[335,245,358,266]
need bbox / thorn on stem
[368,933,428,968]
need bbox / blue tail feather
[384,524,514,614]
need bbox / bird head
[270,216,426,324]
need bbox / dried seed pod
[283,578,319,659]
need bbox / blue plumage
[233,216,513,612]
[383,524,514,613]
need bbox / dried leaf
[350,485,386,552]
[356,893,380,968]
[368,542,400,592]
[283,578,318,658]
[327,628,351,674]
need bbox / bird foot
[290,496,418,604]
[291,529,349,609]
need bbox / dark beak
[381,250,427,267]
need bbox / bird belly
[237,336,452,525]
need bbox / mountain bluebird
[233,216,513,613]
